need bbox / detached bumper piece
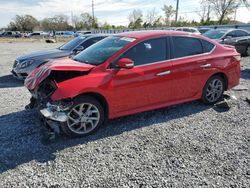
[39,102,72,143]
[40,102,70,122]
[40,108,68,122]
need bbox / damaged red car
[25,31,241,137]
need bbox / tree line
[4,0,250,32]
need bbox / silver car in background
[12,34,108,80]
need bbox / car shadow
[241,69,250,80]
[0,74,23,88]
[0,101,211,173]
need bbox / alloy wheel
[67,103,100,135]
[205,78,224,103]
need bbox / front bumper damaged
[40,102,72,122]
[40,108,68,122]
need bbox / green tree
[204,0,250,24]
[146,8,161,27]
[128,9,143,29]
[162,5,176,26]
[8,15,39,31]
[41,15,72,31]
[77,13,98,30]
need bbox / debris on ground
[45,39,56,43]
[245,97,250,105]
[232,84,248,91]
[214,99,231,109]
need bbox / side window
[183,28,190,32]
[226,31,237,38]
[236,30,249,37]
[81,37,105,49]
[121,38,167,66]
[172,36,203,58]
[201,39,215,53]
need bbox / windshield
[73,36,136,65]
[59,36,86,50]
[203,30,227,39]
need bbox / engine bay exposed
[27,70,89,109]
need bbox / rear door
[169,36,215,101]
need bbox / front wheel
[202,75,225,104]
[61,96,105,137]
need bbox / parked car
[0,31,22,38]
[198,27,211,34]
[28,32,49,37]
[203,29,250,56]
[74,31,92,37]
[175,27,201,34]
[56,31,75,37]
[24,30,241,137]
[12,34,108,79]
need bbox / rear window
[201,40,215,53]
[172,36,203,58]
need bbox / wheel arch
[75,92,109,119]
[211,72,229,90]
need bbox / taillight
[233,55,241,61]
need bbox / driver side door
[109,37,173,116]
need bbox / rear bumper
[227,60,241,90]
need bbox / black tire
[245,45,250,57]
[60,96,105,137]
[201,75,225,104]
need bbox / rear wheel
[202,75,225,104]
[61,96,105,137]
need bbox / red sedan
[25,31,241,137]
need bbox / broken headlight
[18,59,34,69]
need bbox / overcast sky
[0,0,249,28]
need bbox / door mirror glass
[117,58,134,69]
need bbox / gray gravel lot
[0,42,249,188]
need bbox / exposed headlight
[18,60,34,69]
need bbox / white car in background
[175,27,201,34]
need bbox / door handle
[200,64,211,68]
[156,70,171,76]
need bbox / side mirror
[223,35,232,41]
[116,58,134,69]
[74,46,84,54]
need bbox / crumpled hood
[17,49,70,62]
[24,58,95,90]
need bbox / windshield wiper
[73,58,90,64]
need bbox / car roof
[80,34,110,38]
[116,30,200,39]
[177,27,197,29]
[212,28,249,33]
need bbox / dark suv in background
[203,29,250,56]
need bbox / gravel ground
[0,42,249,188]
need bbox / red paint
[25,31,240,119]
